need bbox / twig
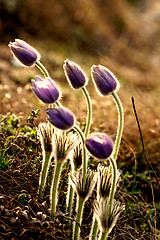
[0,218,18,236]
[57,211,82,230]
[131,97,160,189]
[0,112,11,123]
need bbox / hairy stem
[51,161,63,220]
[39,154,52,197]
[73,198,85,240]
[100,231,108,240]
[67,184,74,218]
[108,157,117,214]
[35,60,50,78]
[111,92,124,160]
[73,125,87,183]
[90,216,99,240]
[81,86,92,138]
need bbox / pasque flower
[91,65,119,95]
[31,76,60,104]
[46,107,75,130]
[85,133,113,160]
[94,198,125,238]
[53,129,78,162]
[63,59,87,89]
[8,39,40,66]
[70,169,97,201]
[37,122,54,196]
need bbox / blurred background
[1,0,160,64]
[0,0,160,170]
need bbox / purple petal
[46,107,74,130]
[91,65,118,95]
[85,134,113,160]
[10,45,37,66]
[64,59,86,89]
[31,87,54,103]
[31,77,60,104]
[9,39,40,66]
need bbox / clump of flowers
[9,39,125,240]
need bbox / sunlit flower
[94,198,125,236]
[70,169,97,200]
[8,39,40,66]
[37,122,54,155]
[46,107,75,130]
[32,76,60,104]
[91,65,119,95]
[85,133,113,160]
[63,59,87,89]
[53,129,78,162]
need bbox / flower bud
[8,39,40,66]
[53,129,78,162]
[31,76,60,104]
[63,59,87,89]
[72,142,83,170]
[94,198,125,235]
[70,169,97,201]
[46,107,75,130]
[37,122,53,155]
[85,133,113,160]
[91,65,119,95]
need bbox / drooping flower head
[91,65,119,95]
[8,39,40,66]
[63,59,88,89]
[85,133,113,160]
[31,76,61,104]
[46,107,75,130]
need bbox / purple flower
[8,39,40,66]
[85,133,113,160]
[46,107,75,130]
[31,76,60,104]
[91,65,119,95]
[63,59,87,89]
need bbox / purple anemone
[63,59,87,89]
[9,39,40,66]
[31,76,60,104]
[91,65,118,95]
[46,107,75,130]
[85,133,113,160]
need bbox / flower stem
[73,198,85,240]
[90,216,98,240]
[81,86,92,138]
[51,161,63,220]
[100,231,108,240]
[39,154,52,197]
[35,60,50,78]
[73,125,87,182]
[67,184,74,218]
[111,92,124,160]
[108,157,117,214]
